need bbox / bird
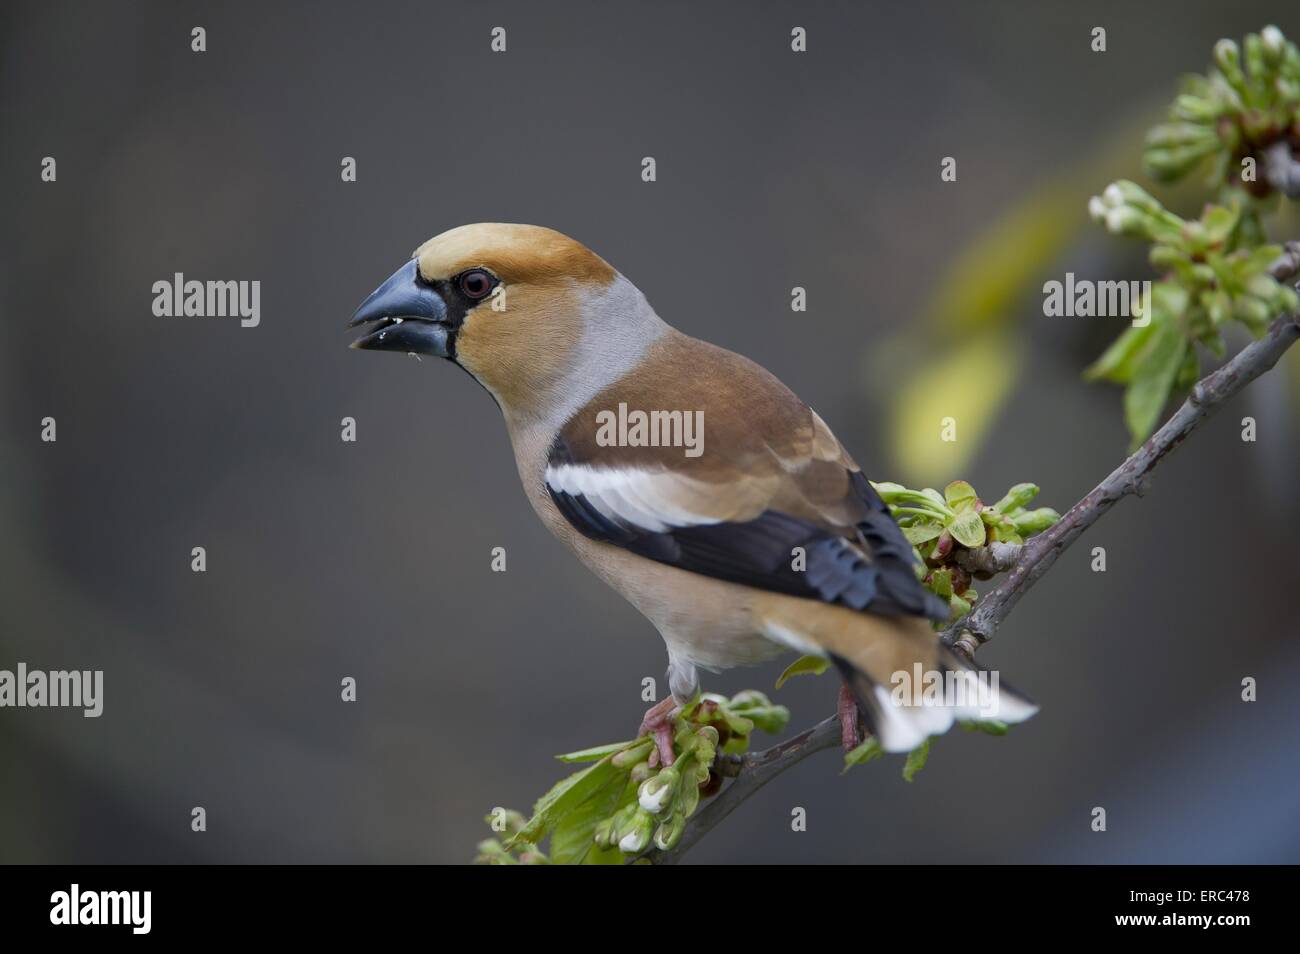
[348,223,1037,764]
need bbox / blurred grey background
[2,0,1298,863]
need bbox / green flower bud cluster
[872,479,1060,622]
[1143,25,1299,190]
[1087,180,1189,242]
[1089,183,1297,344]
[477,691,788,863]
[1086,180,1298,446]
[594,724,718,854]
[591,692,789,855]
[691,689,791,751]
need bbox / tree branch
[955,541,1024,576]
[944,246,1300,654]
[651,244,1300,864]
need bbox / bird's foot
[638,696,681,767]
[837,684,862,752]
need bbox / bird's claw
[639,697,681,767]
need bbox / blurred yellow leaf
[876,108,1167,482]
[887,332,1023,484]
[925,191,1081,338]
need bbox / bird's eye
[459,268,495,300]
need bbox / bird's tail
[757,598,1038,753]
[830,641,1039,753]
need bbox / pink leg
[638,696,679,767]
[837,684,861,751]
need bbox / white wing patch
[545,463,740,532]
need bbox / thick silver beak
[348,259,452,357]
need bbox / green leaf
[1244,244,1283,274]
[902,738,932,782]
[1084,322,1156,384]
[872,485,952,516]
[549,774,632,865]
[775,654,830,689]
[919,488,950,511]
[1123,320,1188,447]
[948,510,986,548]
[556,741,634,763]
[842,736,885,772]
[892,506,949,520]
[1201,202,1240,244]
[927,568,953,600]
[959,720,1010,736]
[943,480,978,511]
[902,519,945,545]
[1202,289,1232,327]
[585,843,627,865]
[869,481,907,496]
[510,756,622,848]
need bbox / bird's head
[349,223,639,414]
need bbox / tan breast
[503,413,785,671]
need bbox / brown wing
[545,334,948,620]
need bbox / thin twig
[944,250,1300,651]
[651,245,1300,864]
